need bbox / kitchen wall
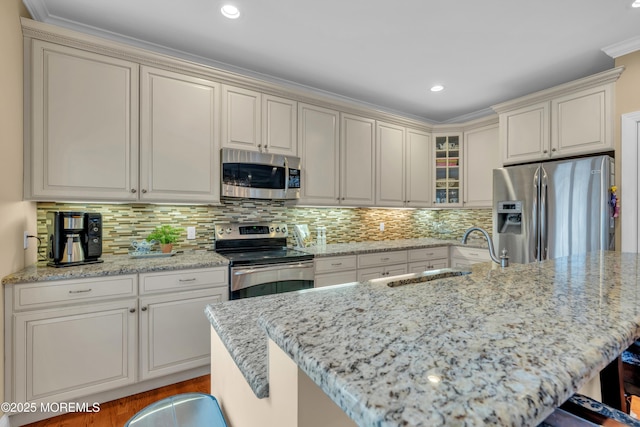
[0,0,35,417]
[615,50,640,250]
[36,202,492,255]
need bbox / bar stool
[125,392,228,427]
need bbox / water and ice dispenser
[496,201,522,234]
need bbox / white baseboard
[0,414,10,427]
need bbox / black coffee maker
[46,211,103,267]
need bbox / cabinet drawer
[13,275,137,310]
[315,270,357,288]
[408,246,449,262]
[357,263,408,282]
[315,255,357,274]
[358,250,407,268]
[449,246,491,263]
[140,267,228,294]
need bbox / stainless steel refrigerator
[492,155,615,264]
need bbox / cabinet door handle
[141,306,147,311]
[543,149,548,154]
[69,288,92,294]
[141,189,147,193]
[551,148,556,152]
[257,144,262,148]
[130,189,137,193]
[179,278,197,283]
[129,308,136,313]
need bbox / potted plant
[146,225,184,253]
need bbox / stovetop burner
[213,222,313,266]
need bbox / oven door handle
[233,262,314,275]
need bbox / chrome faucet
[461,226,509,268]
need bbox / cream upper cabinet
[222,85,297,155]
[341,113,376,206]
[262,94,297,155]
[463,123,500,208]
[433,133,462,207]
[376,121,405,207]
[297,103,340,204]
[375,123,432,208]
[499,101,550,165]
[25,40,139,201]
[495,68,622,166]
[140,66,220,203]
[405,129,432,208]
[551,85,613,158]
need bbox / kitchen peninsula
[206,251,640,426]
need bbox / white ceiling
[23,0,640,123]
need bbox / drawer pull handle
[331,262,343,266]
[381,257,390,261]
[426,252,434,256]
[179,278,197,283]
[469,252,478,256]
[69,288,92,294]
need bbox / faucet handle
[500,248,509,267]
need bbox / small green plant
[146,225,184,244]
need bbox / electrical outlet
[187,226,196,240]
[379,222,385,232]
[24,231,29,249]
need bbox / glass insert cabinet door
[434,134,461,205]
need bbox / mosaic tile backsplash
[36,200,492,255]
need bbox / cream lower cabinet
[449,246,491,268]
[25,40,139,201]
[314,255,357,287]
[6,267,228,408]
[140,66,220,203]
[138,268,228,380]
[357,250,408,281]
[407,247,449,273]
[7,275,138,404]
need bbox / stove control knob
[275,227,280,233]
[225,228,232,234]
[270,226,275,232]
[281,226,287,234]
[217,229,224,235]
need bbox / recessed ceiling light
[221,4,240,19]
[633,0,640,7]
[430,85,444,92]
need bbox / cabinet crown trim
[491,66,624,114]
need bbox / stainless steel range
[214,222,314,299]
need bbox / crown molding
[491,66,625,114]
[602,36,640,59]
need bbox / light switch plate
[187,226,196,240]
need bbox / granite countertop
[206,251,640,426]
[299,237,489,257]
[2,250,229,285]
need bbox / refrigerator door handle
[533,167,540,261]
[540,166,549,260]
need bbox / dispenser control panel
[497,201,522,234]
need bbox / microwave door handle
[284,157,289,193]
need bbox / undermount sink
[386,268,471,288]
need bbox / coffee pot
[46,211,103,267]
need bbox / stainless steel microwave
[221,148,301,200]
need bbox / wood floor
[23,375,210,427]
